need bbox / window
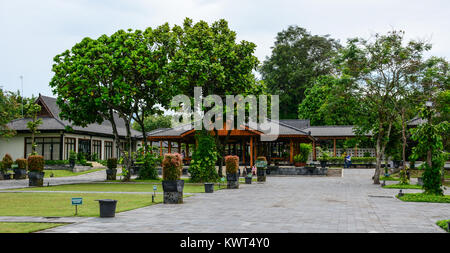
[104,141,113,160]
[25,137,61,160]
[92,140,102,160]
[64,137,76,160]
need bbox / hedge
[107,158,118,170]
[44,160,69,165]
[327,157,376,164]
[225,155,239,174]
[15,159,27,169]
[2,154,13,170]
[27,155,44,172]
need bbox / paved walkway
[39,169,449,233]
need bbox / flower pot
[96,199,117,218]
[28,171,45,187]
[320,160,327,168]
[106,169,117,180]
[294,162,306,167]
[245,177,252,184]
[226,173,239,189]
[256,168,266,182]
[162,180,184,204]
[204,183,214,193]
[13,168,27,179]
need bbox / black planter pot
[246,168,252,174]
[204,183,214,193]
[245,177,252,184]
[106,169,117,180]
[393,160,403,169]
[28,171,45,187]
[226,173,239,189]
[2,173,12,180]
[13,168,27,179]
[162,180,184,204]
[320,161,327,168]
[96,199,117,217]
[256,168,266,182]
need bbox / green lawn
[10,182,221,193]
[436,219,450,233]
[0,192,163,217]
[397,193,450,203]
[380,176,400,181]
[44,169,104,178]
[0,222,66,233]
[383,184,423,189]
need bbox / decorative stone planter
[245,176,252,184]
[226,173,239,189]
[13,168,27,179]
[256,168,266,182]
[162,180,184,204]
[28,171,45,187]
[204,183,214,193]
[106,169,117,180]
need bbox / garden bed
[436,219,449,233]
[396,193,450,203]
[0,222,66,233]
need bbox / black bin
[204,183,214,193]
[96,199,117,218]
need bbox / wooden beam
[168,141,172,153]
[186,143,190,158]
[178,141,181,154]
[289,139,294,164]
[250,137,254,167]
[159,141,163,157]
[242,139,246,165]
[333,138,336,157]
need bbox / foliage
[397,193,450,203]
[225,155,239,174]
[136,146,161,180]
[132,114,172,132]
[298,75,361,125]
[189,132,219,183]
[0,89,21,138]
[398,167,410,185]
[44,160,69,165]
[15,158,27,169]
[316,147,331,161]
[69,151,77,165]
[1,154,13,171]
[261,26,341,119]
[27,155,44,172]
[24,102,43,155]
[107,158,118,170]
[298,143,312,163]
[162,153,183,181]
[436,219,450,232]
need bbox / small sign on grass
[71,197,83,215]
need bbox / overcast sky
[1,0,449,98]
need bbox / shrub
[256,156,266,161]
[2,154,13,171]
[363,151,371,157]
[107,158,118,170]
[91,153,99,161]
[136,146,161,180]
[69,151,77,164]
[189,132,219,182]
[225,155,239,174]
[162,153,182,181]
[293,154,302,163]
[298,143,312,163]
[44,160,69,165]
[27,155,44,172]
[15,158,27,169]
[316,147,331,161]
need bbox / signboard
[71,197,83,205]
[153,185,157,191]
[255,160,267,168]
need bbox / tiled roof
[8,95,142,138]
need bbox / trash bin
[96,199,117,218]
[204,183,214,193]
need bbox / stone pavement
[40,169,449,233]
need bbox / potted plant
[69,151,77,169]
[162,153,184,204]
[27,155,45,186]
[294,143,312,167]
[294,154,304,167]
[316,147,331,168]
[245,172,252,184]
[106,158,117,180]
[225,155,239,189]
[1,154,13,180]
[14,158,27,179]
[255,156,268,182]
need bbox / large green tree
[335,30,430,184]
[261,26,341,119]
[0,89,20,138]
[168,18,261,177]
[132,114,172,132]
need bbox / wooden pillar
[159,141,163,157]
[313,140,316,161]
[250,137,254,167]
[289,139,294,164]
[186,143,190,158]
[178,141,181,154]
[168,141,172,153]
[333,138,337,157]
[242,140,246,165]
[354,144,357,157]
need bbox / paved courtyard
[32,169,449,233]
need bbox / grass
[380,176,400,181]
[397,193,450,203]
[383,183,423,189]
[0,222,66,233]
[0,192,163,217]
[436,219,450,233]
[10,182,221,193]
[44,169,104,178]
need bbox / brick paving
[37,169,449,233]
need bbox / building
[146,119,373,166]
[0,95,143,161]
